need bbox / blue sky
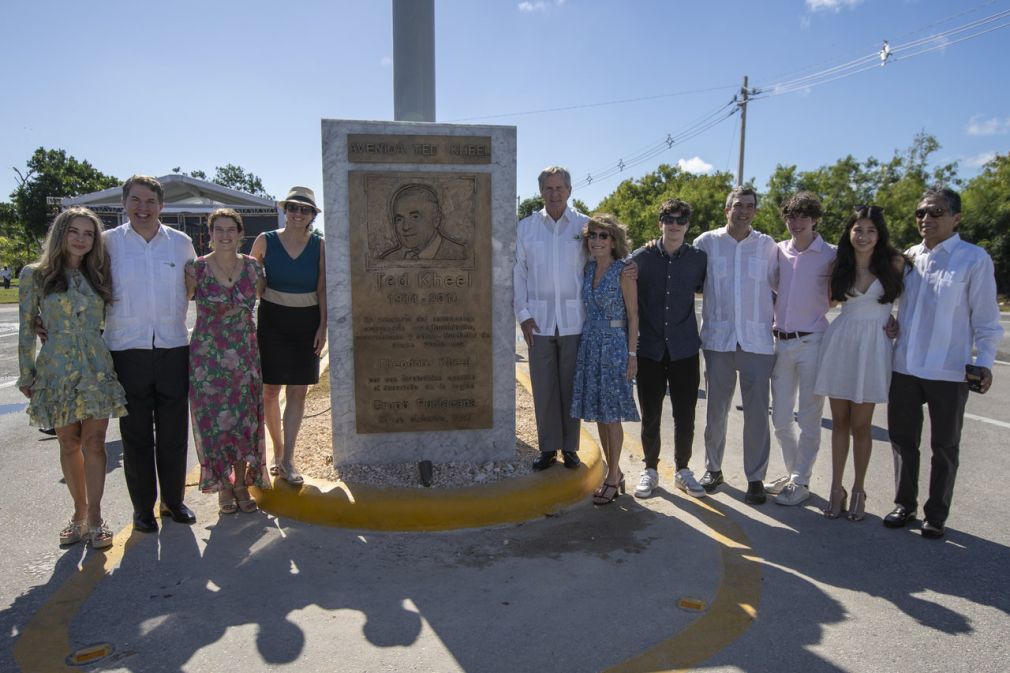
[2,0,1008,220]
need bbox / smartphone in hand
[965,364,985,393]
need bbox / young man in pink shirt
[767,192,836,505]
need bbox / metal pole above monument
[736,75,748,186]
[393,0,436,122]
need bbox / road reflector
[66,642,113,667]
[677,597,707,612]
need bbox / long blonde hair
[35,207,113,303]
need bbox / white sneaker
[775,482,810,506]
[634,469,659,498]
[675,469,706,498]
[764,475,792,495]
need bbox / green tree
[517,196,543,219]
[172,165,272,198]
[10,148,119,239]
[596,164,735,247]
[962,153,1010,292]
[0,201,41,272]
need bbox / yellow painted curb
[252,368,605,531]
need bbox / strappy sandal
[823,487,848,519]
[269,462,283,477]
[847,490,867,522]
[59,519,88,546]
[282,463,304,486]
[593,482,622,505]
[88,520,114,550]
[234,487,258,513]
[218,488,238,514]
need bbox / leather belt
[774,330,812,340]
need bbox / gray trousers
[703,347,776,482]
[529,332,581,453]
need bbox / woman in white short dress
[814,205,906,521]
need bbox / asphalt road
[1,301,1009,673]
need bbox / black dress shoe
[133,511,159,533]
[700,470,724,493]
[532,452,557,471]
[160,502,197,524]
[561,451,581,468]
[744,480,767,505]
[883,505,916,528]
[921,520,945,539]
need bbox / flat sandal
[89,520,114,550]
[59,519,88,546]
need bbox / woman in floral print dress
[185,208,269,514]
[18,207,127,549]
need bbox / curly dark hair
[830,205,906,305]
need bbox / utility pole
[392,0,435,122]
[736,75,748,187]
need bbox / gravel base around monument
[297,374,541,488]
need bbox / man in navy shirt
[630,199,708,498]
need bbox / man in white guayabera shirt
[514,166,589,471]
[694,185,779,505]
[884,186,1003,539]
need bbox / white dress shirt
[894,234,1004,381]
[695,226,779,354]
[103,221,196,351]
[513,206,589,337]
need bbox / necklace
[213,254,241,283]
[68,267,83,289]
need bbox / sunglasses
[914,206,947,219]
[854,204,884,217]
[659,214,690,225]
[285,203,316,215]
[587,231,611,240]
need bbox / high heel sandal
[823,487,848,519]
[847,490,867,522]
[234,487,258,513]
[593,482,622,505]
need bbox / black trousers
[887,371,969,525]
[636,351,700,471]
[112,347,190,513]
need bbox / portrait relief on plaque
[365,176,476,270]
[348,170,492,434]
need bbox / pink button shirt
[774,234,836,334]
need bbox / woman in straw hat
[250,187,327,485]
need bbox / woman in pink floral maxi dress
[186,209,269,514]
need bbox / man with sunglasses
[695,186,780,504]
[766,192,836,506]
[885,186,1003,539]
[630,199,708,498]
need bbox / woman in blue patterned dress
[17,207,127,548]
[571,214,640,505]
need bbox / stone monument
[321,120,517,464]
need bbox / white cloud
[380,56,392,67]
[518,1,547,12]
[964,151,997,168]
[677,156,714,175]
[967,115,1010,136]
[806,0,863,11]
[518,0,563,13]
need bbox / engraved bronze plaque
[349,171,492,433]
[347,134,492,164]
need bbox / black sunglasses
[914,206,947,219]
[659,214,690,225]
[587,231,611,240]
[285,203,315,215]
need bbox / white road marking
[964,413,1010,429]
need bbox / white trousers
[770,333,825,486]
